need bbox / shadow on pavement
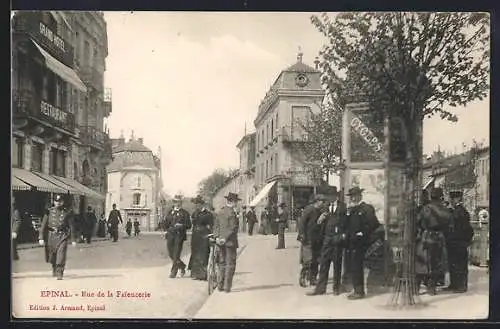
[234,272,251,276]
[231,283,293,293]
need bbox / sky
[103,12,490,196]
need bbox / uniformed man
[344,186,380,300]
[444,190,474,293]
[165,195,191,278]
[246,206,257,236]
[275,203,289,249]
[213,192,241,292]
[307,186,347,296]
[297,189,328,287]
[84,206,98,244]
[38,194,77,280]
[11,195,22,261]
[107,204,123,242]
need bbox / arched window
[133,193,141,206]
[137,176,141,187]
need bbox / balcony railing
[79,65,104,91]
[103,88,112,116]
[278,126,310,143]
[79,125,108,149]
[13,88,75,133]
[12,12,75,68]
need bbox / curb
[17,237,110,250]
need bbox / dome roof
[113,139,151,153]
[107,138,157,172]
[283,61,319,73]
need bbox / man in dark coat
[38,194,77,280]
[11,195,22,261]
[107,204,123,242]
[246,207,257,236]
[344,186,381,300]
[165,195,191,278]
[213,192,241,292]
[188,195,214,280]
[84,206,98,244]
[443,190,474,293]
[297,190,327,287]
[275,203,289,249]
[415,187,451,295]
[307,186,348,296]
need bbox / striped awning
[423,176,435,190]
[12,168,66,194]
[12,175,32,191]
[51,175,105,200]
[32,172,80,195]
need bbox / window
[31,143,44,172]
[50,148,66,177]
[133,193,141,206]
[275,113,279,130]
[266,160,269,179]
[12,139,23,168]
[260,164,264,184]
[271,120,274,140]
[73,162,78,179]
[84,41,90,66]
[275,153,279,172]
[137,176,141,187]
[270,156,274,175]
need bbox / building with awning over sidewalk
[11,11,111,242]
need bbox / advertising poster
[349,168,385,223]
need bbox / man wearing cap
[344,186,380,299]
[165,195,192,278]
[444,190,474,293]
[83,206,98,244]
[246,206,257,236]
[38,194,77,280]
[297,188,329,287]
[188,195,214,280]
[275,202,289,249]
[107,203,123,242]
[415,187,451,295]
[213,192,241,292]
[307,186,347,296]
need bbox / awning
[51,175,105,200]
[31,40,87,92]
[249,181,277,207]
[31,172,80,195]
[435,176,445,187]
[12,175,32,191]
[423,176,435,190]
[12,168,66,194]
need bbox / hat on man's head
[346,186,364,196]
[224,192,241,202]
[430,187,444,200]
[191,195,205,205]
[87,206,92,211]
[318,185,338,196]
[54,194,64,202]
[449,190,463,199]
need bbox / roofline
[236,132,256,149]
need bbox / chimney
[138,138,143,145]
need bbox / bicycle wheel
[207,246,217,295]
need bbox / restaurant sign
[40,100,71,130]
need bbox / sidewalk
[194,233,489,320]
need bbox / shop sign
[40,100,68,125]
[350,115,384,154]
[39,22,65,53]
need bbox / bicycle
[206,233,221,295]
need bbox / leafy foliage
[197,168,239,200]
[311,12,489,124]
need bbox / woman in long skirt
[188,196,214,280]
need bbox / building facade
[251,52,324,215]
[106,135,163,231]
[236,132,257,205]
[11,11,111,241]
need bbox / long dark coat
[213,206,239,248]
[39,207,77,266]
[165,208,191,260]
[188,208,214,279]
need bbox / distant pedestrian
[246,207,257,236]
[133,218,140,236]
[165,195,191,278]
[444,190,474,293]
[107,204,123,242]
[125,219,132,237]
[188,195,214,280]
[276,203,288,249]
[84,206,97,244]
[11,195,21,261]
[259,207,271,235]
[213,192,241,292]
[240,206,247,233]
[38,194,77,280]
[415,187,451,295]
[97,213,107,238]
[344,186,380,300]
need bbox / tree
[197,168,239,201]
[311,12,489,306]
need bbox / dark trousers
[46,232,69,277]
[12,238,19,260]
[110,227,119,242]
[277,225,286,249]
[447,243,469,291]
[217,246,237,291]
[84,231,93,244]
[167,235,186,276]
[348,246,366,294]
[248,222,255,236]
[316,241,343,293]
[301,242,322,281]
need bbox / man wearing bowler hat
[307,186,348,296]
[344,186,380,299]
[444,190,474,293]
[213,192,241,292]
[165,194,192,278]
[38,194,77,280]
